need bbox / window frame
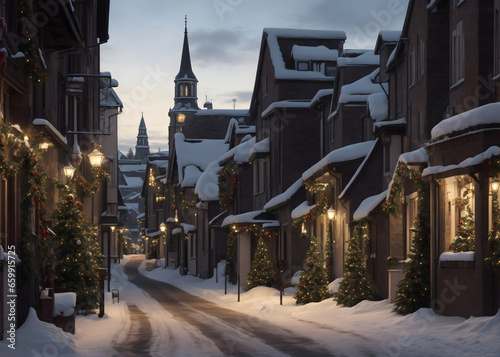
[451,21,465,86]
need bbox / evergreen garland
[18,0,48,84]
[293,180,329,227]
[218,163,238,211]
[450,196,475,252]
[245,237,276,291]
[72,167,110,196]
[336,224,376,307]
[294,236,330,304]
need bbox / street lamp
[63,163,76,179]
[160,222,167,269]
[327,206,336,222]
[490,178,499,194]
[88,148,105,167]
[107,225,115,292]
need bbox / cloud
[190,27,258,67]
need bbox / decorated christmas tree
[295,236,329,304]
[394,186,431,315]
[450,196,475,252]
[53,189,103,314]
[245,237,276,291]
[336,227,376,307]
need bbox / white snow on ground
[2,255,499,357]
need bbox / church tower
[135,113,150,163]
[168,16,200,152]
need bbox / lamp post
[89,147,105,225]
[160,222,167,269]
[327,206,336,281]
[108,225,115,292]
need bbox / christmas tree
[294,236,329,304]
[245,237,276,291]
[53,189,103,314]
[336,227,376,307]
[394,186,431,315]
[450,196,475,252]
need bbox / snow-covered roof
[264,28,345,81]
[124,203,139,214]
[339,139,379,199]
[431,103,500,141]
[337,51,379,67]
[291,45,338,62]
[302,140,376,181]
[224,118,255,143]
[222,210,277,228]
[310,89,334,107]
[219,136,256,165]
[195,160,222,201]
[399,147,429,166]
[249,137,270,158]
[33,118,68,146]
[119,164,146,172]
[175,133,228,187]
[291,201,316,220]
[353,189,388,221]
[123,176,144,188]
[367,92,388,122]
[336,68,387,108]
[264,178,303,211]
[378,30,401,43]
[100,86,123,108]
[195,109,249,117]
[262,100,311,118]
[180,223,196,233]
[373,117,406,131]
[422,146,500,177]
[180,165,203,188]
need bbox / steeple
[173,16,200,111]
[135,112,150,162]
[175,16,197,82]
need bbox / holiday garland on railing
[292,180,330,227]
[218,163,238,211]
[18,0,48,84]
[72,167,110,196]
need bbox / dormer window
[291,45,338,76]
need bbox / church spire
[135,112,150,163]
[175,15,197,82]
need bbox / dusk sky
[100,0,409,155]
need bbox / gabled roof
[374,31,401,55]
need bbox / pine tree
[53,190,103,314]
[486,191,500,269]
[295,236,329,304]
[245,237,276,291]
[394,185,431,315]
[336,227,376,307]
[450,197,475,252]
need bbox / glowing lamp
[63,163,76,179]
[88,148,105,167]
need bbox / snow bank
[367,92,388,121]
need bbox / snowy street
[1,254,499,357]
